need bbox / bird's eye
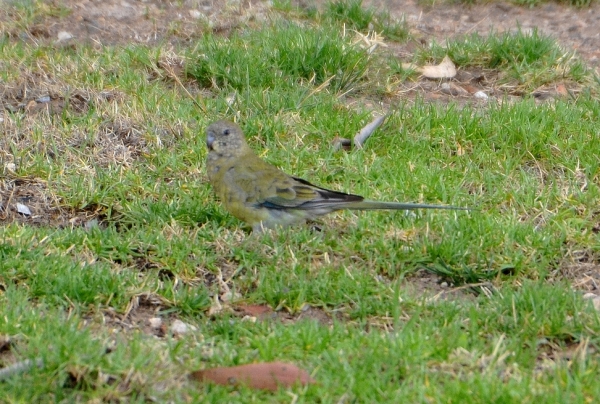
[223,129,230,136]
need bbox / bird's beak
[206,131,215,150]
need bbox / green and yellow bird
[206,120,467,232]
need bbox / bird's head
[206,121,248,155]
[206,120,249,157]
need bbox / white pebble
[170,319,196,335]
[474,91,488,99]
[189,9,203,19]
[57,31,73,41]
[148,317,162,329]
[220,291,242,302]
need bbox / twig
[161,62,207,114]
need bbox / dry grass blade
[161,61,207,114]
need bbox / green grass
[1,0,600,402]
[188,22,373,94]
[411,28,589,92]
[323,0,409,41]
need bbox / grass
[323,0,409,41]
[1,0,600,402]
[188,22,372,93]
[410,29,590,92]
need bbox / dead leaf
[420,56,456,79]
[238,304,272,317]
[190,362,315,391]
[25,100,37,112]
[556,83,568,97]
[462,84,479,94]
[403,55,457,79]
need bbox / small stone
[148,317,162,329]
[207,303,222,316]
[57,31,73,41]
[189,9,203,19]
[440,282,449,288]
[170,320,187,334]
[474,91,488,99]
[36,95,51,103]
[170,319,196,335]
[5,163,16,172]
[220,291,242,303]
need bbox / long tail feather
[347,200,470,211]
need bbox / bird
[205,120,468,232]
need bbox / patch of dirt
[0,0,270,45]
[561,261,600,293]
[0,175,103,227]
[97,293,170,337]
[1,87,91,116]
[234,303,343,325]
[555,247,600,310]
[96,296,340,338]
[0,68,99,115]
[403,268,480,300]
[0,73,146,227]
[559,258,600,311]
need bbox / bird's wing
[260,176,364,210]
